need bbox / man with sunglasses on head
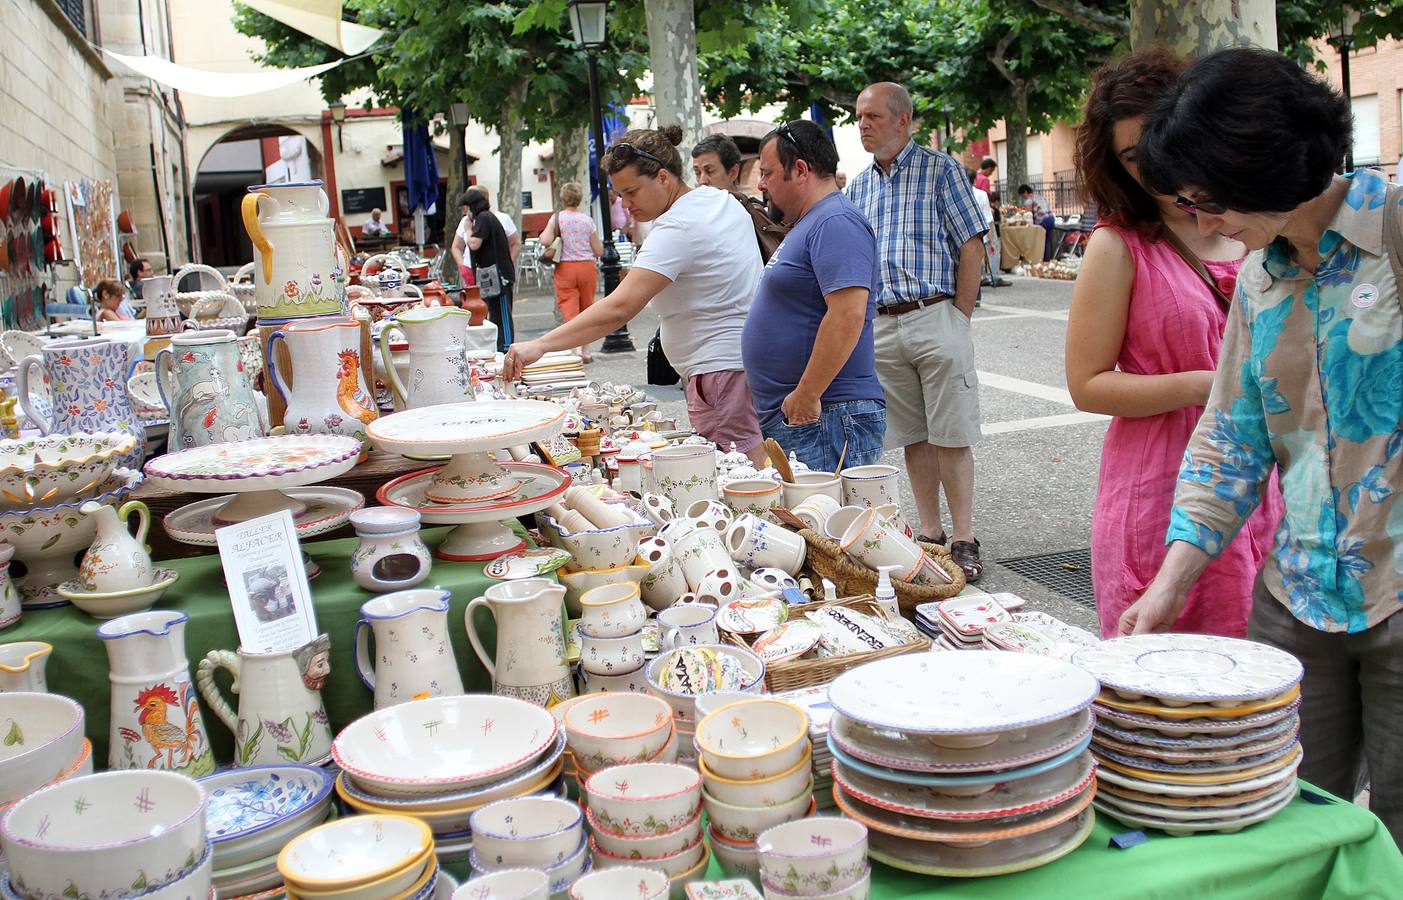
[742,119,887,474]
[847,81,989,582]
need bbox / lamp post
[329,99,347,152]
[568,0,634,353]
[1327,2,1360,172]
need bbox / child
[95,280,133,322]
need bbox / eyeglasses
[611,142,667,168]
[1174,195,1229,216]
[776,122,801,149]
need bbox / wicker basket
[797,528,965,616]
[722,594,931,693]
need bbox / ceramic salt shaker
[349,507,432,592]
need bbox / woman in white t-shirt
[503,126,768,464]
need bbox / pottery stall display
[242,181,345,322]
[465,578,574,708]
[17,338,146,470]
[265,317,379,450]
[201,763,335,895]
[355,589,466,708]
[197,634,334,766]
[277,813,438,899]
[155,329,265,449]
[825,652,1099,878]
[581,762,708,887]
[349,507,433,593]
[1070,634,1305,835]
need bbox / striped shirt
[846,141,989,306]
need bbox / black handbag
[476,264,503,299]
[646,328,680,386]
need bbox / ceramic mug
[658,604,719,649]
[579,630,646,676]
[638,537,688,612]
[695,567,743,605]
[672,524,733,591]
[824,506,871,542]
[578,582,648,638]
[792,494,842,532]
[874,503,915,540]
[839,507,927,580]
[781,471,843,508]
[722,478,783,519]
[840,464,901,508]
[684,499,734,535]
[726,514,807,576]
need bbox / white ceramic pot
[579,631,645,676]
[722,478,782,520]
[241,181,345,321]
[380,306,476,409]
[726,514,807,576]
[781,471,842,508]
[76,499,154,594]
[196,634,333,766]
[577,660,650,695]
[657,604,720,650]
[465,579,574,707]
[839,464,900,508]
[0,642,49,692]
[457,868,549,900]
[650,445,716,511]
[792,493,842,532]
[355,589,465,708]
[672,525,733,591]
[349,506,433,592]
[578,582,648,638]
[637,537,687,612]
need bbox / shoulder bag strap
[1159,225,1233,312]
[1384,182,1403,302]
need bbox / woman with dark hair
[1065,49,1280,639]
[465,190,515,351]
[503,126,769,464]
[1121,48,1402,840]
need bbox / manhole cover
[995,548,1095,609]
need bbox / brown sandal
[950,538,983,583]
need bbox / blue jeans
[763,399,887,473]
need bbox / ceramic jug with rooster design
[154,329,265,449]
[379,306,479,409]
[96,610,215,776]
[265,316,377,452]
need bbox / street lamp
[329,99,347,152]
[567,0,634,353]
[1327,2,1360,172]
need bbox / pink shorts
[685,370,763,453]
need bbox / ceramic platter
[830,708,1093,774]
[1092,737,1298,776]
[1094,713,1298,751]
[1095,684,1300,719]
[827,651,1099,738]
[826,734,1091,789]
[1094,781,1297,835]
[1096,778,1298,822]
[751,621,821,663]
[1092,722,1299,764]
[163,486,365,546]
[1096,743,1301,786]
[1072,634,1303,706]
[866,806,1094,878]
[1096,770,1297,808]
[366,400,566,456]
[833,776,1094,843]
[716,596,788,635]
[1094,697,1302,737]
[1094,749,1302,797]
[143,434,362,493]
[484,546,573,580]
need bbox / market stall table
[1000,222,1046,268]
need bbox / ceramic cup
[672,525,733,592]
[650,445,717,512]
[684,499,733,535]
[578,583,648,639]
[839,507,926,579]
[840,464,900,508]
[726,514,807,576]
[579,631,646,676]
[722,478,783,520]
[780,471,843,508]
[824,506,870,543]
[792,494,842,532]
[874,502,915,540]
[657,604,719,649]
[637,537,687,612]
[695,567,742,606]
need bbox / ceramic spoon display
[368,400,570,561]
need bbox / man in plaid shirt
[846,82,989,581]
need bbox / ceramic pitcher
[196,634,332,766]
[76,499,153,594]
[142,274,182,337]
[266,317,377,450]
[0,544,19,630]
[465,578,575,709]
[379,306,476,410]
[96,610,216,776]
[0,641,49,692]
[17,338,145,470]
[354,589,465,708]
[241,181,345,321]
[155,329,265,448]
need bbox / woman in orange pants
[538,182,603,362]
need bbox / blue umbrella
[401,110,439,248]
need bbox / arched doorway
[702,119,774,198]
[193,125,324,269]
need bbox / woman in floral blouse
[1122,48,1403,842]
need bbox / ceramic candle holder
[726,514,806,576]
[638,537,687,612]
[349,507,432,593]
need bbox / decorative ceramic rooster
[119,683,202,769]
[334,349,376,426]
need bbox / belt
[877,295,950,316]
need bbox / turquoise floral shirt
[1168,170,1402,633]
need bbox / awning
[238,0,385,55]
[102,50,344,97]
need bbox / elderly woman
[1119,48,1402,842]
[538,182,603,361]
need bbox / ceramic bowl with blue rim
[200,764,333,868]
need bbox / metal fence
[992,174,1086,218]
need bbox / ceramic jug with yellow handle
[241,181,344,321]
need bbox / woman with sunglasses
[503,126,769,465]
[1064,49,1281,639]
[1120,48,1402,841]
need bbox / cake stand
[368,401,570,561]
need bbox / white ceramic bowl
[583,763,702,839]
[703,782,815,843]
[334,695,557,797]
[708,827,761,881]
[469,834,589,895]
[589,832,705,876]
[569,865,667,900]
[585,805,702,859]
[579,631,646,677]
[578,583,648,638]
[756,817,868,897]
[645,645,766,725]
[57,568,180,619]
[577,660,651,695]
[202,764,334,868]
[763,866,871,900]
[573,729,679,786]
[564,693,674,770]
[696,699,810,780]
[693,692,759,721]
[0,433,134,508]
[337,768,568,838]
[543,513,652,571]
[279,813,431,891]
[17,839,217,900]
[470,797,583,869]
[455,868,549,900]
[0,692,85,804]
[699,744,813,807]
[666,840,711,898]
[0,770,207,900]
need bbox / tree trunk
[553,127,591,207]
[443,124,467,287]
[497,78,529,227]
[1129,0,1277,53]
[1003,84,1031,194]
[645,0,705,164]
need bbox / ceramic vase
[265,316,377,450]
[349,507,432,592]
[0,640,49,691]
[76,500,154,594]
[0,544,19,629]
[353,589,465,708]
[650,444,717,512]
[241,181,346,321]
[96,610,216,776]
[142,274,183,337]
[155,329,265,449]
[195,634,332,766]
[464,578,575,708]
[722,478,783,520]
[16,338,145,470]
[379,306,477,409]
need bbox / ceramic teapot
[265,316,377,450]
[241,181,345,320]
[196,634,333,766]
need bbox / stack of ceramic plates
[519,351,587,389]
[1071,634,1304,835]
[825,652,1100,877]
[201,765,335,897]
[775,684,838,809]
[913,596,1013,650]
[982,611,1100,660]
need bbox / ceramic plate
[1093,782,1297,835]
[163,486,364,546]
[144,434,362,492]
[715,597,788,635]
[377,464,569,525]
[484,546,572,580]
[826,733,1092,788]
[936,595,1012,637]
[1096,778,1298,822]
[829,751,1095,822]
[833,775,1093,843]
[1095,749,1302,797]
[866,806,1094,878]
[367,400,566,456]
[1091,722,1299,764]
[1093,713,1298,751]
[1094,684,1300,719]
[1072,634,1303,706]
[1097,770,1297,808]
[1093,697,1301,737]
[828,651,1099,736]
[1096,742,1300,785]
[203,765,333,841]
[1092,736,1297,775]
[829,708,1093,773]
[751,620,821,663]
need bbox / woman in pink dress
[1065,49,1282,638]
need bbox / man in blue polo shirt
[741,120,886,473]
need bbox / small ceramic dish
[564,693,674,770]
[756,817,868,897]
[696,699,810,780]
[0,692,85,805]
[202,764,333,867]
[469,797,583,869]
[56,567,180,618]
[569,865,667,900]
[715,596,788,635]
[698,744,813,807]
[278,814,432,891]
[583,763,701,839]
[484,547,572,581]
[589,831,706,876]
[761,867,870,900]
[455,867,549,900]
[707,826,761,881]
[703,784,815,843]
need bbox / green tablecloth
[4,526,512,763]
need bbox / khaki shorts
[873,299,981,449]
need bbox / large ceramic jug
[379,306,476,410]
[96,610,216,776]
[241,181,345,321]
[16,337,145,469]
[354,589,465,708]
[265,317,377,450]
[465,578,574,708]
[155,329,265,448]
[142,274,182,337]
[196,634,333,766]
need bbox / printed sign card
[216,510,317,652]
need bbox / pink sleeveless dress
[1090,225,1282,638]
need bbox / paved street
[511,273,1104,631]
